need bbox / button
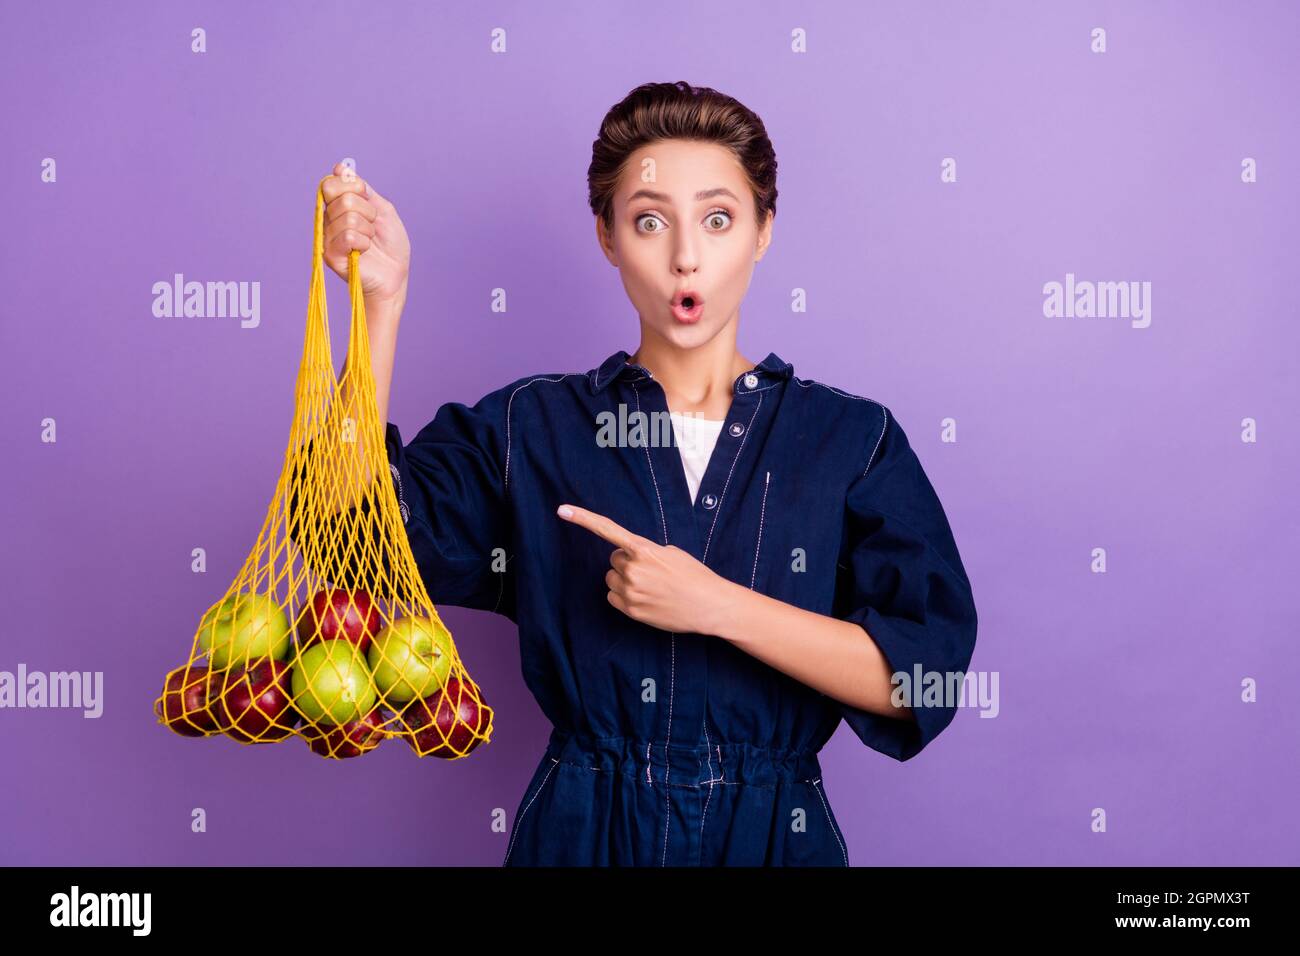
[700,493,718,509]
[728,422,745,437]
[742,373,759,389]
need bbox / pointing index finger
[557,504,643,552]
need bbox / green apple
[199,591,292,670]
[291,639,376,725]
[367,616,454,703]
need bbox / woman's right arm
[318,163,411,512]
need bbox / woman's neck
[629,340,755,419]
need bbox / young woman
[316,81,978,866]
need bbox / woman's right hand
[321,162,411,309]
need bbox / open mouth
[671,291,704,322]
[671,299,703,322]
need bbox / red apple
[302,706,391,759]
[216,658,298,743]
[401,678,492,758]
[296,588,381,653]
[156,666,218,736]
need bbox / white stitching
[662,639,675,866]
[792,376,880,405]
[809,778,849,867]
[699,724,714,856]
[503,756,560,866]
[698,743,730,864]
[499,375,626,628]
[631,382,669,547]
[504,374,584,492]
[749,470,770,589]
[791,377,887,478]
[702,392,763,565]
[484,374,582,614]
[863,405,888,478]
[633,382,675,868]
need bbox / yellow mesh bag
[153,175,494,760]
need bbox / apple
[155,666,218,736]
[401,678,492,758]
[296,587,381,653]
[302,706,391,758]
[198,591,292,670]
[368,615,454,704]
[215,658,298,742]
[291,639,376,725]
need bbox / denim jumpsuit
[335,349,977,866]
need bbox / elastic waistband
[545,728,823,790]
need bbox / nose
[671,237,699,277]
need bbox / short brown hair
[587,81,778,233]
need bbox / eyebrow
[625,187,741,205]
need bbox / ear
[595,214,618,266]
[754,209,775,263]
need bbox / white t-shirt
[668,411,725,505]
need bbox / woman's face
[597,138,773,350]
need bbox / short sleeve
[288,390,516,621]
[830,406,978,761]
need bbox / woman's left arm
[706,580,912,721]
[555,503,910,722]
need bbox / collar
[588,349,795,394]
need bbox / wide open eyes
[635,208,734,234]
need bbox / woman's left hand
[556,503,736,635]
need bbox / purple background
[3,0,1297,866]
